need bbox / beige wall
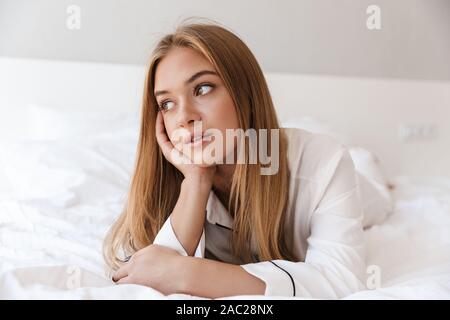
[267,73,450,178]
[0,0,449,81]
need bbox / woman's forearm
[179,256,266,298]
[170,176,212,256]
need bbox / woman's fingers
[112,264,130,283]
[155,111,175,160]
[116,276,131,285]
[155,112,192,166]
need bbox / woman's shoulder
[281,127,349,181]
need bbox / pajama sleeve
[240,147,367,298]
[153,215,205,258]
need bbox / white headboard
[1,57,449,178]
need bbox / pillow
[282,116,393,228]
[0,137,136,206]
[0,104,139,204]
[349,147,393,228]
[0,163,13,196]
[281,116,351,146]
[26,104,139,141]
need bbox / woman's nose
[176,99,201,128]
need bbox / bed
[0,57,449,299]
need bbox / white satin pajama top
[153,128,367,298]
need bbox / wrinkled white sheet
[1,136,449,299]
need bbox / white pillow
[281,116,350,146]
[349,147,393,228]
[26,104,139,141]
[282,116,393,228]
[0,138,136,205]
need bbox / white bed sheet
[0,136,449,299]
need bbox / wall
[0,0,449,81]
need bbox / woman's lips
[185,133,214,147]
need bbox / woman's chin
[191,158,217,167]
[197,162,215,168]
[190,154,220,167]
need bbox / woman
[104,21,367,299]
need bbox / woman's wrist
[183,172,214,191]
[175,256,267,298]
[176,256,197,295]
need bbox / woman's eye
[159,100,175,111]
[195,84,213,96]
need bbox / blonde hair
[103,20,296,271]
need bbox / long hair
[103,20,295,271]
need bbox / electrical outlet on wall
[398,123,438,142]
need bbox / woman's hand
[155,111,216,184]
[112,244,186,295]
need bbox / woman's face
[154,47,240,165]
